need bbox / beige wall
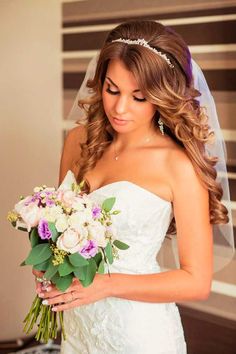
[0,0,62,340]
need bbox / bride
[34,20,233,353]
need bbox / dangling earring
[158,117,165,135]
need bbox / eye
[105,84,146,102]
[106,86,119,95]
[134,97,146,102]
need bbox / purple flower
[92,206,102,219]
[45,198,55,207]
[79,240,98,259]
[38,219,52,240]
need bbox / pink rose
[56,190,77,208]
[56,228,87,254]
[16,203,42,232]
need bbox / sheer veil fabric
[67,52,235,273]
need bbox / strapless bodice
[60,177,187,354]
[89,181,173,274]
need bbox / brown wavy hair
[75,19,229,234]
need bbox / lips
[113,117,127,122]
[113,117,128,125]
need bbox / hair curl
[75,19,229,235]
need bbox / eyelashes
[105,86,146,102]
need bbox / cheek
[135,103,156,120]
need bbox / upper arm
[58,125,87,186]
[168,149,213,292]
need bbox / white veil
[67,53,235,273]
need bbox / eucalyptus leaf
[102,197,116,212]
[69,253,89,267]
[73,267,86,281]
[93,252,102,267]
[51,272,60,284]
[98,259,105,274]
[113,239,130,250]
[55,274,73,292]
[105,242,113,264]
[25,243,52,265]
[44,261,58,280]
[33,259,50,271]
[58,257,75,276]
[48,222,59,242]
[18,226,28,232]
[80,258,97,287]
[30,228,39,247]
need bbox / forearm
[107,269,211,303]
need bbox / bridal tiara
[111,38,174,69]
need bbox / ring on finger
[36,276,44,283]
[70,291,76,302]
[42,280,51,289]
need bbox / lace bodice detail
[61,180,186,354]
[89,181,173,274]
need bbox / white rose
[15,202,42,232]
[41,205,63,223]
[14,196,32,214]
[57,190,76,208]
[71,197,86,212]
[68,210,93,230]
[56,228,87,254]
[55,214,68,233]
[88,221,107,247]
[81,194,94,208]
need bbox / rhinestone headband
[111,38,174,69]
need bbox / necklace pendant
[115,156,119,161]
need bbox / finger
[41,291,79,306]
[32,269,44,277]
[35,281,42,293]
[51,298,85,312]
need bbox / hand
[36,273,112,312]
[32,269,48,294]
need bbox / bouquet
[7,170,129,342]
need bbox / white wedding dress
[60,181,187,354]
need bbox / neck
[112,126,158,151]
[111,127,161,162]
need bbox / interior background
[0,0,235,350]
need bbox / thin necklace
[113,133,156,161]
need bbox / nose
[114,95,129,115]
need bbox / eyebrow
[106,76,141,93]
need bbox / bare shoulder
[165,144,208,203]
[58,125,87,185]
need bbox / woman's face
[102,59,156,133]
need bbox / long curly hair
[75,19,229,234]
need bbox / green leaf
[73,267,86,281]
[33,259,50,271]
[18,226,28,232]
[102,197,116,212]
[69,253,89,267]
[55,274,73,292]
[30,228,39,247]
[44,261,58,280]
[48,222,59,242]
[80,258,97,287]
[93,252,102,267]
[51,272,60,284]
[105,242,113,264]
[113,239,130,250]
[25,243,52,265]
[58,257,75,276]
[98,259,105,274]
